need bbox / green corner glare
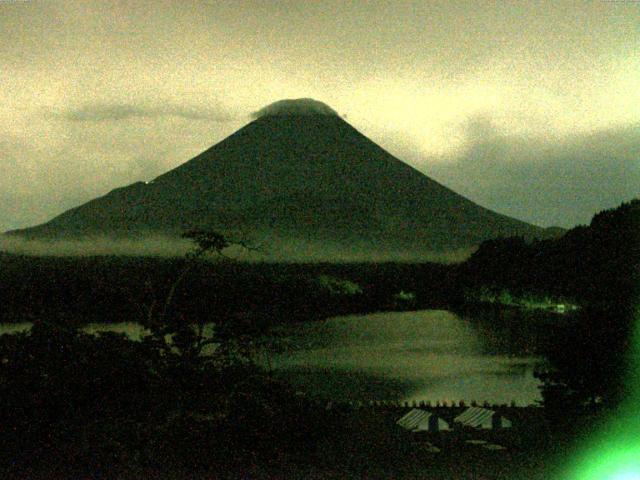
[563,307,640,480]
[571,443,640,479]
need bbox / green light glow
[562,307,640,480]
[569,441,640,479]
[611,471,640,480]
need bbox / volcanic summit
[9,98,551,258]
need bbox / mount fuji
[8,98,554,258]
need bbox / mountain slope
[8,99,551,254]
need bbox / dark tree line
[0,253,455,326]
[457,199,639,307]
[457,200,640,409]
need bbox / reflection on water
[0,322,217,343]
[0,322,31,335]
[269,310,544,405]
[0,309,546,405]
[83,322,151,341]
[0,322,152,341]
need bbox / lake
[267,309,545,405]
[0,309,549,405]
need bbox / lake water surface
[268,309,545,405]
[0,309,546,405]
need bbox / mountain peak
[252,98,339,119]
[8,99,552,257]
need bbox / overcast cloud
[58,102,240,122]
[0,0,638,231]
[423,118,640,228]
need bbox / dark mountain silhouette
[8,98,555,255]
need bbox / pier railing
[300,397,530,411]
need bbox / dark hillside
[9,100,550,254]
[457,199,640,407]
[458,199,639,306]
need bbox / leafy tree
[531,201,639,410]
[134,229,280,419]
[0,229,337,477]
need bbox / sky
[1,0,638,231]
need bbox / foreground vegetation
[0,200,637,478]
[0,315,605,480]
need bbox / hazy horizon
[0,233,475,263]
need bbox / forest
[0,200,637,478]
